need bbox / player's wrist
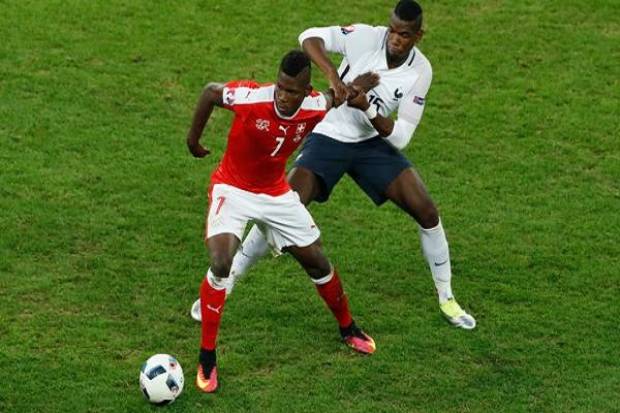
[325,88,335,102]
[364,105,377,120]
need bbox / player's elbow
[377,126,393,138]
[299,30,325,49]
[200,82,225,105]
[384,120,417,150]
[300,37,322,52]
[203,83,220,97]
[298,30,310,46]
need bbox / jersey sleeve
[298,91,329,124]
[298,24,383,66]
[306,90,329,111]
[221,80,260,112]
[398,62,433,125]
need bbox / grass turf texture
[1,0,619,411]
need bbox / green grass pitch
[1,1,618,411]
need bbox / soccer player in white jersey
[191,0,476,330]
[187,51,379,393]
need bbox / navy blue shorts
[294,133,412,205]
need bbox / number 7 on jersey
[270,136,285,157]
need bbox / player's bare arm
[301,37,348,106]
[349,71,380,94]
[186,82,225,158]
[323,72,380,110]
[347,85,395,137]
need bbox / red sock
[315,270,353,328]
[200,277,227,350]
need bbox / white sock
[419,219,454,304]
[206,269,228,291]
[225,225,270,294]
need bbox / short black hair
[280,50,311,78]
[394,0,423,31]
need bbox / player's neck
[386,49,411,69]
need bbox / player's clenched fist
[187,139,211,158]
[349,71,379,93]
[346,85,371,111]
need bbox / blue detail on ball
[166,376,179,393]
[147,365,167,380]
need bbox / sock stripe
[311,268,334,285]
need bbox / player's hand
[329,77,349,107]
[349,72,379,93]
[187,139,210,158]
[346,85,370,111]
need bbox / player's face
[275,71,310,116]
[386,13,421,60]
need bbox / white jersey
[299,24,432,144]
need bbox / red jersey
[211,80,328,196]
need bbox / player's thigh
[348,137,412,206]
[260,190,321,256]
[287,166,320,206]
[205,184,253,247]
[293,133,353,203]
[384,168,439,227]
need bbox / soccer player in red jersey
[192,0,475,331]
[186,50,379,393]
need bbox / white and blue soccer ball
[139,354,184,405]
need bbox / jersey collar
[382,45,417,71]
[273,95,302,120]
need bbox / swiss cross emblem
[255,119,270,131]
[294,123,306,142]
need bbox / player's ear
[415,29,425,42]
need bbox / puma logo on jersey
[278,125,290,135]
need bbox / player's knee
[306,264,331,280]
[295,246,331,280]
[417,202,439,229]
[305,257,332,280]
[210,253,233,278]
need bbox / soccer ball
[139,354,184,405]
